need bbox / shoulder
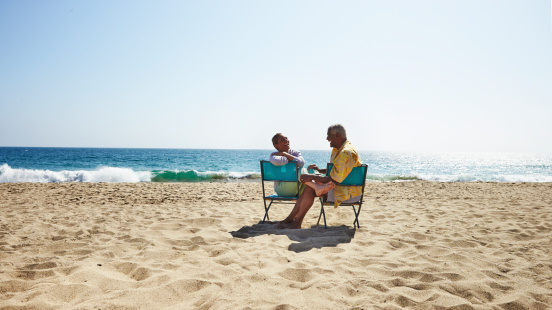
[342,141,358,155]
[340,149,355,156]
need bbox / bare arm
[300,174,336,184]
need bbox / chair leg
[263,200,273,223]
[322,207,327,229]
[352,204,362,229]
[316,199,327,229]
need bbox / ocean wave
[0,164,261,183]
[0,164,151,183]
[366,174,422,182]
[150,170,260,182]
[2,164,551,183]
[366,173,552,182]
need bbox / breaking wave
[150,170,260,182]
[0,164,260,183]
[1,164,550,183]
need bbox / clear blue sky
[1,0,551,152]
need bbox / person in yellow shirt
[277,124,362,229]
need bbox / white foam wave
[0,164,151,183]
[365,173,552,182]
[194,170,260,179]
[228,171,261,179]
[2,163,550,183]
[415,174,552,182]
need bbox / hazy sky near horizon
[1,1,551,152]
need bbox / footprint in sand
[183,218,222,228]
[0,279,31,294]
[15,261,58,280]
[439,272,465,281]
[278,268,315,283]
[441,282,495,303]
[115,262,153,281]
[164,279,213,294]
[278,267,332,283]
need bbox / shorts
[326,189,361,203]
[274,167,307,197]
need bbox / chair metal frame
[317,163,368,229]
[260,160,300,223]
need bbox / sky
[1,0,551,152]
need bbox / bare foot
[304,181,336,197]
[277,219,301,229]
[314,182,335,197]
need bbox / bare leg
[278,186,316,229]
[280,191,306,224]
[304,181,335,197]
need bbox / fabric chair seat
[260,160,301,223]
[317,163,368,229]
[325,189,361,203]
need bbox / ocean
[1,147,551,183]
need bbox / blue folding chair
[260,160,300,223]
[317,163,368,229]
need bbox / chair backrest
[326,163,367,186]
[260,161,299,182]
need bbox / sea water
[1,147,551,183]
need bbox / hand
[274,152,291,158]
[300,174,313,183]
[307,164,319,171]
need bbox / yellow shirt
[329,140,363,207]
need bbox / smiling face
[274,135,290,152]
[326,129,339,148]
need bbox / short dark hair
[272,133,284,146]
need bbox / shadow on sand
[230,221,356,253]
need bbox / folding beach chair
[317,163,368,229]
[260,160,300,223]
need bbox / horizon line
[0,146,549,154]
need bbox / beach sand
[1,182,551,309]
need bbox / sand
[0,182,551,309]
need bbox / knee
[301,187,316,200]
[303,186,315,195]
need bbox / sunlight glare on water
[1,148,551,183]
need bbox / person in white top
[270,133,305,168]
[269,133,334,198]
[269,133,306,197]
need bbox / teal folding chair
[317,163,368,229]
[260,160,300,223]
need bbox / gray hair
[328,124,347,139]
